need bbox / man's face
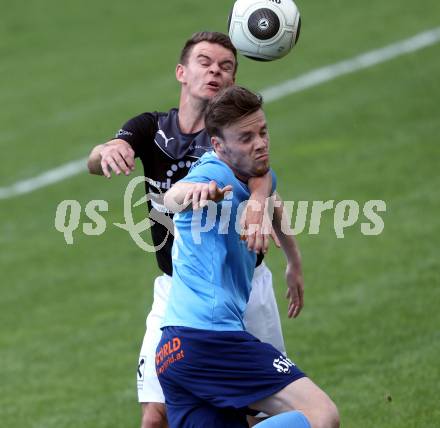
[214,109,270,180]
[176,41,236,101]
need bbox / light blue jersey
[162,152,276,331]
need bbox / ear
[176,63,185,84]
[212,136,222,153]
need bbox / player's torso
[142,109,212,195]
[135,109,212,275]
[165,153,257,331]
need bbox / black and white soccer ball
[228,0,301,61]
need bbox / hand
[270,229,281,248]
[99,140,135,178]
[241,207,281,253]
[240,197,274,254]
[183,181,232,210]
[285,263,304,318]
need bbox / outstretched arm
[87,139,135,178]
[164,180,232,213]
[272,192,304,319]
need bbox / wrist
[287,255,302,271]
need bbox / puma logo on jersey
[156,128,175,148]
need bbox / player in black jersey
[88,32,304,428]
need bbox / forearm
[272,193,304,319]
[163,182,196,212]
[245,170,273,225]
[248,170,272,200]
[272,193,302,269]
[164,180,232,213]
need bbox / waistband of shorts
[153,273,172,293]
[253,261,267,278]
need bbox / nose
[256,134,269,151]
[208,62,221,75]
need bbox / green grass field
[1,1,440,427]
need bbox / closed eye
[239,133,253,143]
[220,61,234,72]
[198,54,212,67]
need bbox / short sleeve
[114,113,157,158]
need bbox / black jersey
[116,108,263,275]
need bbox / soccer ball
[228,0,301,61]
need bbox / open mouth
[206,81,221,90]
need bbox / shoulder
[182,153,234,186]
[119,109,178,131]
[128,111,158,124]
[192,152,230,173]
[117,112,157,136]
[156,108,180,128]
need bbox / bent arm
[247,170,272,200]
[87,139,135,177]
[272,193,302,268]
[243,170,275,253]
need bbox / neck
[177,93,209,134]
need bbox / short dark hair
[179,31,238,72]
[205,86,263,139]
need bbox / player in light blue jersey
[163,150,271,331]
[158,86,340,428]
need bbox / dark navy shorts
[156,326,306,428]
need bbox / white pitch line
[0,158,89,200]
[1,26,440,200]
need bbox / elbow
[164,188,185,213]
[163,191,175,212]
